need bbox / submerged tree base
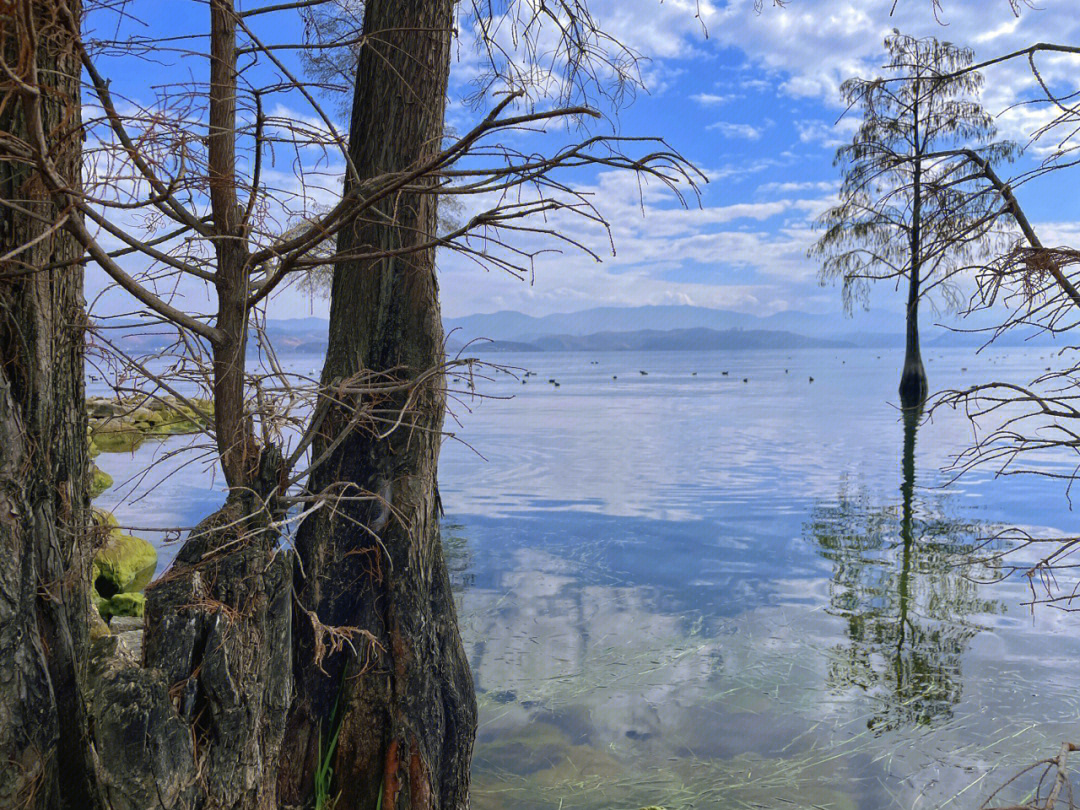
[899,362,929,410]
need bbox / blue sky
[84,1,1080,324]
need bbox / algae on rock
[91,509,158,621]
[89,463,113,498]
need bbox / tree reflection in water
[808,406,1003,733]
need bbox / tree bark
[899,272,928,409]
[900,90,928,410]
[279,0,476,806]
[208,0,257,490]
[0,2,102,806]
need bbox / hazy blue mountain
[443,305,900,344]
[470,328,852,352]
[99,306,1062,358]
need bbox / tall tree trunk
[900,90,928,410]
[899,270,927,408]
[0,2,102,806]
[208,0,256,491]
[279,0,476,807]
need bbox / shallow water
[91,346,1080,809]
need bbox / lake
[91,347,1080,809]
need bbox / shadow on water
[809,406,1003,735]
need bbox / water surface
[92,347,1080,809]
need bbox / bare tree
[5,0,699,805]
[810,31,1015,409]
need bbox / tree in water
[810,31,1014,409]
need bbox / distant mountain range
[99,305,1061,356]
[444,304,881,342]
[461,328,850,352]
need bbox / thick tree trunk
[0,2,102,806]
[141,486,292,810]
[899,275,928,409]
[279,0,476,806]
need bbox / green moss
[99,592,145,621]
[147,416,200,436]
[87,397,214,446]
[90,426,145,454]
[92,507,119,529]
[94,529,157,598]
[89,464,113,498]
[89,609,111,640]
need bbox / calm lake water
[91,347,1080,809]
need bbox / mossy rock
[93,529,157,607]
[147,416,200,436]
[90,425,145,454]
[88,604,111,640]
[98,592,145,621]
[89,463,114,499]
[87,425,101,459]
[92,507,119,529]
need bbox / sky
[83,0,1080,324]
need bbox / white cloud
[795,118,852,149]
[707,120,765,139]
[690,92,736,105]
[757,180,838,195]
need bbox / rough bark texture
[279,0,477,806]
[0,2,103,806]
[84,637,197,810]
[139,486,293,810]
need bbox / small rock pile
[87,394,213,454]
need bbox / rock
[99,592,146,621]
[85,395,213,442]
[90,424,145,454]
[92,518,157,621]
[92,506,119,528]
[89,462,113,498]
[115,628,144,663]
[110,615,143,633]
[88,399,122,418]
[94,531,157,597]
[88,603,111,641]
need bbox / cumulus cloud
[707,120,766,139]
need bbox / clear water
[90,347,1080,809]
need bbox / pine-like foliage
[811,31,1016,314]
